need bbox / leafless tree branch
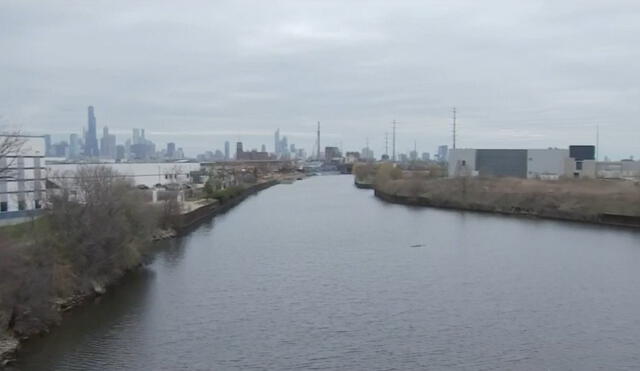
[0,129,27,178]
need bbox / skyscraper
[167,142,176,158]
[274,129,280,156]
[224,141,230,160]
[100,126,116,159]
[236,142,243,159]
[84,106,99,157]
[43,134,51,156]
[437,145,449,162]
[69,134,80,158]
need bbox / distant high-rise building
[362,146,374,160]
[116,145,125,161]
[84,106,99,157]
[236,142,243,159]
[261,144,266,153]
[421,152,431,161]
[437,145,449,162]
[69,134,80,158]
[100,126,116,159]
[325,146,341,161]
[274,129,280,155]
[133,128,142,144]
[224,141,230,160]
[52,141,69,157]
[280,136,288,157]
[175,147,184,160]
[43,135,51,156]
[167,142,176,158]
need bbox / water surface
[14,175,640,370]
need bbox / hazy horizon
[2,1,639,159]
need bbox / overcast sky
[2,0,639,159]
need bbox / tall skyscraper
[167,142,176,158]
[236,142,243,159]
[100,126,116,159]
[274,129,281,155]
[84,106,99,157]
[280,136,288,157]
[224,141,230,160]
[133,128,142,144]
[261,144,266,153]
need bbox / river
[12,175,640,370]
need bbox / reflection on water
[14,175,640,371]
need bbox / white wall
[47,162,201,187]
[526,149,569,179]
[448,149,476,177]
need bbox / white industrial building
[47,162,200,188]
[449,148,570,179]
[0,135,46,225]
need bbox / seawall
[175,180,279,234]
[354,179,374,189]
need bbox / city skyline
[2,2,639,160]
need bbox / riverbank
[354,179,374,189]
[372,176,640,228]
[0,178,286,367]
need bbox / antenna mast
[452,107,457,150]
[385,132,389,157]
[316,121,321,160]
[596,124,600,161]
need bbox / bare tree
[46,165,158,287]
[0,129,26,177]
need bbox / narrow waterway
[13,175,640,370]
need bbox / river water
[13,175,640,370]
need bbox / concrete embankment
[174,180,279,235]
[374,188,640,229]
[354,179,374,189]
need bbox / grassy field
[377,175,640,218]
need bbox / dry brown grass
[377,174,640,217]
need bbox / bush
[1,166,161,337]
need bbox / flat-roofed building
[449,147,571,179]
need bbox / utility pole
[316,121,321,160]
[452,107,457,150]
[596,124,600,161]
[392,120,397,162]
[385,132,389,157]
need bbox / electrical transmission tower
[392,120,397,162]
[385,132,389,157]
[452,107,457,150]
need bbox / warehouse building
[449,147,571,179]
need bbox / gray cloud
[1,0,639,158]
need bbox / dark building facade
[569,145,595,161]
[475,149,527,178]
